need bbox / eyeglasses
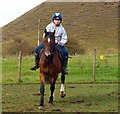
[54,19,60,21]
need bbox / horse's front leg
[60,73,66,98]
[48,77,57,105]
[39,72,45,109]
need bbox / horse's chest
[43,65,53,74]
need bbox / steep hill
[2,2,118,56]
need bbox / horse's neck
[44,49,58,65]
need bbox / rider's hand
[58,41,61,45]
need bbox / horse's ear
[44,29,47,34]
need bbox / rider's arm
[60,27,67,46]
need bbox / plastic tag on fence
[99,55,105,60]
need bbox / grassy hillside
[2,2,118,56]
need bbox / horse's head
[43,29,55,57]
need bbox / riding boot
[30,54,39,70]
[62,57,68,74]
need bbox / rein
[43,43,56,56]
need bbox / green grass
[2,83,118,112]
[2,54,118,84]
[2,55,118,112]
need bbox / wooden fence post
[38,19,40,46]
[18,51,22,82]
[93,49,96,82]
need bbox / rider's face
[53,19,61,26]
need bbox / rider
[30,12,68,74]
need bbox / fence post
[18,51,22,82]
[38,19,40,46]
[93,49,96,82]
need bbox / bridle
[44,36,55,57]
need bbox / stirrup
[62,67,68,74]
[30,65,37,70]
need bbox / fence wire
[67,54,118,82]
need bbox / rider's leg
[57,45,68,74]
[61,46,68,74]
[30,43,44,70]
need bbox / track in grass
[2,83,118,112]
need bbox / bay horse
[38,29,66,109]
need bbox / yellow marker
[100,55,105,60]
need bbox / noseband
[44,40,55,57]
[43,30,56,57]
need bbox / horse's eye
[48,38,50,43]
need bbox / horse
[38,29,66,109]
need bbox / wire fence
[2,50,118,84]
[67,52,118,83]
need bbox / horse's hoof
[60,92,66,98]
[38,106,44,110]
[48,102,53,106]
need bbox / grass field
[2,54,119,112]
[1,2,119,112]
[2,54,118,84]
[2,83,118,112]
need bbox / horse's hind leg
[60,73,66,98]
[48,77,57,105]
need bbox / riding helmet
[52,13,62,21]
